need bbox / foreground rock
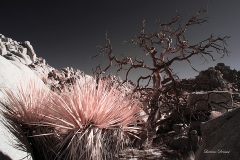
[195,107,240,160]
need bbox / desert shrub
[45,78,144,159]
[0,78,145,160]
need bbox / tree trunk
[145,71,162,147]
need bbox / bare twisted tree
[92,11,229,146]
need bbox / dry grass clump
[0,78,145,160]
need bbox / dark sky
[1,0,240,80]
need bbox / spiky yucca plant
[0,78,145,160]
[45,78,144,160]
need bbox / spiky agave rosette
[0,78,145,160]
[44,78,145,159]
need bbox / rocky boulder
[195,107,240,160]
[0,34,36,65]
[180,63,237,93]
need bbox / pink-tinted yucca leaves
[43,78,145,159]
[0,80,50,124]
[43,91,85,132]
[46,78,144,134]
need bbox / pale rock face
[0,35,37,65]
[0,56,44,90]
[6,44,16,52]
[0,45,7,56]
[22,41,36,62]
[18,47,27,55]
